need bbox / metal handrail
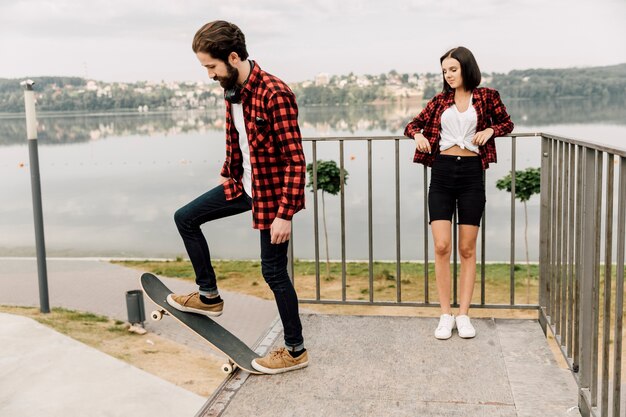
[537,135,624,417]
[298,133,543,309]
[294,132,624,417]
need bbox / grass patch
[56,308,109,323]
[0,306,131,349]
[114,259,542,304]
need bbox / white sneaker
[434,314,456,340]
[456,315,476,338]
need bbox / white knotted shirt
[439,95,479,154]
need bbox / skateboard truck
[150,309,169,321]
[221,361,237,375]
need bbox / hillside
[1,64,624,113]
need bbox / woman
[404,47,513,340]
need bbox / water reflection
[2,99,625,260]
[510,97,626,125]
[1,98,625,146]
[0,109,224,146]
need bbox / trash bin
[125,289,146,325]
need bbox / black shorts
[428,154,485,226]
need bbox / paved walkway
[205,315,582,417]
[0,258,279,417]
[0,312,205,417]
[0,258,278,352]
[0,258,582,417]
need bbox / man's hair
[440,46,481,92]
[192,21,249,62]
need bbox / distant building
[356,76,371,87]
[315,73,330,86]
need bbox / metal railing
[293,133,542,309]
[538,133,626,417]
[290,132,625,417]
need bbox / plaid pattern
[220,62,306,229]
[404,88,514,170]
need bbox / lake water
[1,99,625,261]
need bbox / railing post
[340,140,347,302]
[574,145,583,371]
[551,140,559,325]
[480,170,486,306]
[600,154,614,416]
[578,147,597,416]
[560,142,570,344]
[367,139,374,302]
[538,136,551,332]
[612,156,626,417]
[395,139,402,302]
[510,136,516,305]
[591,152,603,406]
[312,143,320,300]
[423,165,429,303]
[567,143,576,358]
[555,141,564,335]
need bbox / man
[168,20,308,374]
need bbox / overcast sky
[0,0,624,83]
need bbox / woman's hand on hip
[472,128,494,146]
[414,134,431,153]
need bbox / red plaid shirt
[404,87,514,170]
[220,62,306,229]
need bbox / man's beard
[216,62,239,90]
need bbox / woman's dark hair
[440,46,481,92]
[192,21,249,62]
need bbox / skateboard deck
[140,272,262,375]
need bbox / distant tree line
[489,64,626,100]
[0,76,216,113]
[1,64,624,113]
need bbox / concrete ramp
[200,314,580,417]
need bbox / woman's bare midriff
[439,145,478,157]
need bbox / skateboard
[140,272,262,375]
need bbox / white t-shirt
[231,103,252,197]
[439,95,479,154]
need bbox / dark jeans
[174,184,304,350]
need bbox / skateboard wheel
[151,310,163,321]
[221,363,234,374]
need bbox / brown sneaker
[251,347,309,374]
[166,292,223,317]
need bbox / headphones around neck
[225,87,241,104]
[225,60,255,104]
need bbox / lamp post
[22,79,50,314]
